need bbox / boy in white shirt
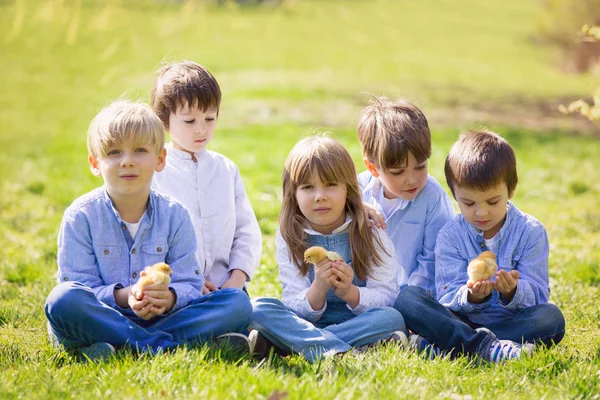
[151,61,262,294]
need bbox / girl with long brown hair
[250,135,407,362]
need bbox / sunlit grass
[0,0,599,398]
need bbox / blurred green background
[0,0,599,398]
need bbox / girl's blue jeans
[45,281,252,353]
[250,297,406,362]
[394,286,565,357]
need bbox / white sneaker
[216,333,251,354]
[487,339,534,363]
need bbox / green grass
[1,0,599,398]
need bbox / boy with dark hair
[395,130,565,362]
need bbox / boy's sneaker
[409,334,443,359]
[486,339,534,363]
[248,330,290,359]
[216,332,251,354]
[385,330,409,347]
[356,331,409,352]
[80,342,115,363]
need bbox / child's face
[365,152,428,201]
[168,104,217,155]
[89,138,166,201]
[295,173,348,235]
[453,182,514,239]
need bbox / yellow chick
[134,262,173,299]
[467,251,498,285]
[304,246,342,265]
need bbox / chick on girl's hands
[494,269,520,302]
[312,258,335,294]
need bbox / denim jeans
[394,286,565,357]
[45,281,252,353]
[251,297,406,362]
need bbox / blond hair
[87,100,165,158]
[357,96,431,170]
[151,60,221,129]
[279,135,387,280]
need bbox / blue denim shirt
[359,172,455,295]
[435,202,551,325]
[56,187,204,313]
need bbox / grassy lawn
[1,0,599,398]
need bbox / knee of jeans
[394,286,425,312]
[223,289,253,326]
[250,297,284,328]
[540,304,566,336]
[45,281,90,319]
[375,307,407,333]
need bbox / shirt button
[157,247,162,252]
[122,225,126,231]
[195,270,200,275]
[480,243,485,248]
[104,249,109,255]
[132,249,136,254]
[443,285,447,290]
[132,272,137,278]
[63,277,69,281]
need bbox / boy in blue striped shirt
[44,100,252,360]
[395,130,565,362]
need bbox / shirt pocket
[94,244,124,283]
[498,255,520,272]
[142,240,169,266]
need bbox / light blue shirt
[435,201,551,325]
[56,187,204,313]
[359,172,455,294]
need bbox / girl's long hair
[279,135,387,280]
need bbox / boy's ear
[88,154,102,177]
[363,158,380,178]
[155,147,167,172]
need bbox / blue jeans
[251,297,406,362]
[45,281,253,353]
[394,286,565,357]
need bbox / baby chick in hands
[133,262,173,300]
[304,246,342,265]
[467,251,498,286]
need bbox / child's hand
[494,270,520,302]
[467,280,494,304]
[221,269,248,290]
[128,290,155,320]
[203,279,217,295]
[140,283,176,315]
[363,201,386,229]
[312,258,335,294]
[329,261,359,307]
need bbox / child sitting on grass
[250,135,407,362]
[45,100,252,361]
[395,130,565,362]
[150,61,262,298]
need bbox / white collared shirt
[152,146,262,287]
[277,216,399,321]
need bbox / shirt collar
[101,187,154,224]
[371,179,411,212]
[303,214,352,235]
[166,143,206,161]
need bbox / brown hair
[445,130,518,197]
[87,100,165,158]
[150,61,221,129]
[279,135,387,280]
[357,96,431,170]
